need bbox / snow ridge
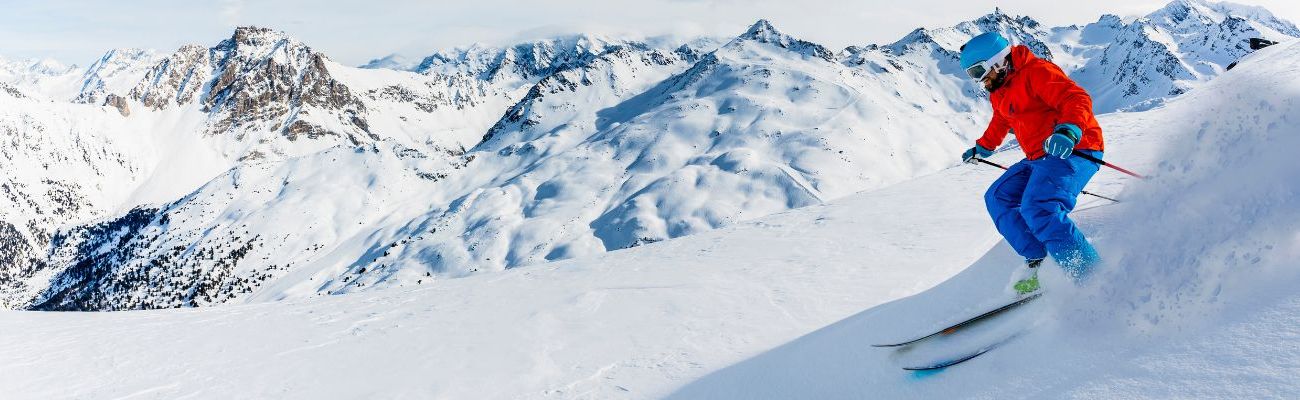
[1,1,1298,310]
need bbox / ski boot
[1008,258,1042,296]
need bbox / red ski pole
[971,158,1121,203]
[1071,150,1146,180]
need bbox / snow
[0,131,1011,399]
[670,38,1300,399]
[4,4,1295,311]
[2,3,1300,398]
[4,30,1298,400]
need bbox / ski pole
[1070,150,1146,180]
[971,158,1122,203]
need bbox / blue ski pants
[984,150,1102,278]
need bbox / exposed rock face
[129,45,212,109]
[103,94,130,116]
[203,27,372,144]
[130,27,374,152]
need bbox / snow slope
[1,27,638,310]
[17,19,996,310]
[4,3,1297,312]
[669,38,1300,399]
[0,87,156,308]
[347,19,987,288]
[0,44,1154,400]
[3,31,1295,400]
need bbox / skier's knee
[984,185,1013,214]
[1019,199,1066,238]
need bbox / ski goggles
[964,46,1012,81]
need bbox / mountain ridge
[1,1,1297,310]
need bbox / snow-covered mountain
[7,35,1299,399]
[127,27,404,160]
[0,56,81,100]
[1060,0,1300,111]
[878,1,1300,113]
[2,1,1297,311]
[26,18,1001,310]
[334,19,986,290]
[14,31,736,310]
[0,86,153,308]
[73,48,162,107]
[890,8,1057,64]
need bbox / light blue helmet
[959,32,1011,80]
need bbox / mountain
[126,27,383,160]
[2,1,1299,310]
[19,19,991,310]
[10,37,1300,399]
[1061,0,1299,111]
[892,1,1300,113]
[292,18,991,295]
[73,48,162,107]
[0,27,530,309]
[892,8,1057,63]
[0,87,153,309]
[17,32,728,310]
[0,56,81,100]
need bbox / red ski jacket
[976,45,1104,160]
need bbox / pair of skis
[873,292,1042,371]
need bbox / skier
[957,32,1104,295]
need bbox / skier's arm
[975,109,1010,150]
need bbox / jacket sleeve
[976,107,1011,150]
[1026,62,1094,129]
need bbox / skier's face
[981,66,1006,92]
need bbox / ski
[871,292,1042,348]
[901,331,1025,371]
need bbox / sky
[1,0,1298,67]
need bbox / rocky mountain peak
[740,19,781,41]
[1149,0,1218,27]
[226,26,296,51]
[126,27,373,158]
[1097,14,1125,27]
[730,19,835,61]
[1146,0,1300,37]
[1212,2,1300,36]
[972,7,1039,30]
[412,36,620,83]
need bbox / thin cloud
[220,0,244,26]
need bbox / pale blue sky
[1,0,1296,67]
